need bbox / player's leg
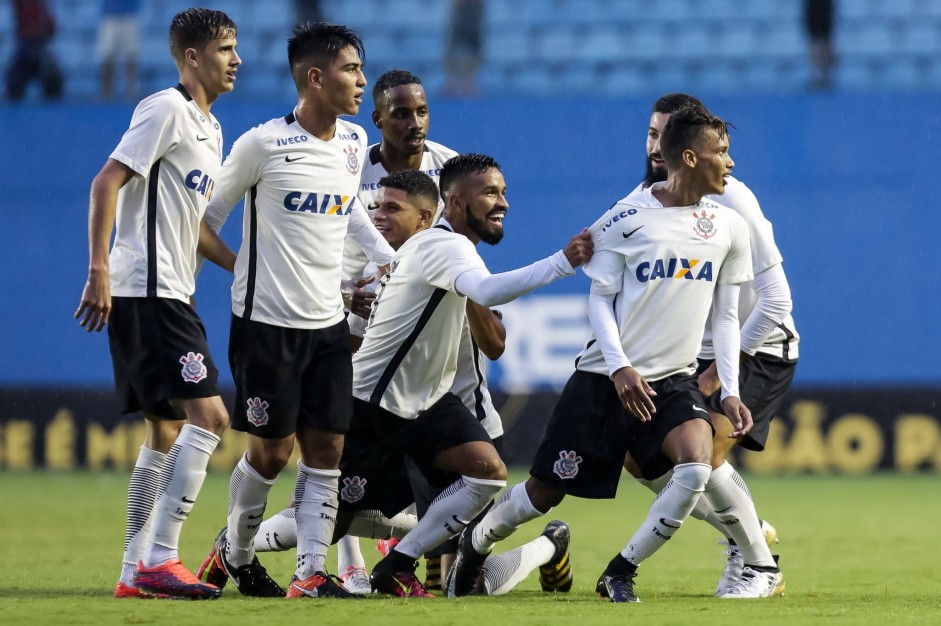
[115,416,180,598]
[371,395,505,597]
[287,320,359,600]
[476,519,572,596]
[336,536,370,594]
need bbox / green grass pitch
[1,471,938,625]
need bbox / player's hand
[346,275,377,319]
[563,228,594,268]
[612,366,658,422]
[74,270,111,332]
[721,396,753,437]
[697,361,721,397]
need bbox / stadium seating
[0,0,938,100]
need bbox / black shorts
[626,373,713,481]
[107,296,220,420]
[699,354,797,451]
[228,315,352,439]
[338,394,492,518]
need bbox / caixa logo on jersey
[184,169,216,200]
[636,258,714,282]
[282,192,354,215]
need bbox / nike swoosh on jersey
[196,134,210,141]
[693,404,708,413]
[285,155,306,163]
[622,226,644,239]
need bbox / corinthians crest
[246,397,270,427]
[552,450,583,480]
[344,145,359,175]
[340,476,367,503]
[179,352,207,383]
[692,209,717,240]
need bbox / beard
[466,206,504,245]
[643,155,668,188]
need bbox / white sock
[620,462,711,566]
[225,453,277,567]
[144,424,219,568]
[348,508,419,539]
[480,535,555,595]
[119,446,166,585]
[337,535,366,573]
[640,469,732,540]
[471,482,543,555]
[253,508,296,552]
[396,476,506,559]
[294,462,340,578]
[703,462,775,567]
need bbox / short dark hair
[660,106,729,167]
[439,154,501,199]
[287,21,364,90]
[373,69,422,106]
[169,8,237,61]
[652,92,705,115]
[378,170,440,208]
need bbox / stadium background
[1,0,939,473]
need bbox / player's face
[373,187,432,250]
[320,45,367,116]
[462,168,508,246]
[196,36,241,97]
[375,84,429,156]
[694,128,735,195]
[644,112,671,185]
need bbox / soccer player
[450,107,762,603]
[73,8,240,600]
[338,153,592,597]
[195,22,393,599]
[627,93,799,598]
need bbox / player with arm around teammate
[73,8,240,600]
[449,106,760,603]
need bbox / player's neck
[178,76,216,116]
[655,177,704,208]
[294,100,338,141]
[379,144,423,173]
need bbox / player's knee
[525,476,564,512]
[472,454,506,481]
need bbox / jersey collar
[174,83,193,101]
[435,218,454,232]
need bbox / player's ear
[417,205,434,228]
[372,109,382,129]
[682,148,697,169]
[307,66,323,90]
[184,47,200,69]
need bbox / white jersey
[204,112,394,329]
[109,85,223,301]
[352,223,488,419]
[700,177,800,361]
[348,264,502,437]
[341,140,458,283]
[576,183,753,381]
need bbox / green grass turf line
[1,471,939,624]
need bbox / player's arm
[466,301,505,360]
[74,159,136,332]
[347,197,394,270]
[588,290,657,421]
[454,228,593,306]
[740,263,792,353]
[712,283,752,436]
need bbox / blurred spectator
[98,0,141,100]
[293,0,322,25]
[5,0,63,101]
[443,0,484,97]
[804,0,836,90]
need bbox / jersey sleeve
[204,126,266,229]
[420,235,487,292]
[719,180,783,275]
[583,213,625,296]
[716,212,754,285]
[110,93,184,177]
